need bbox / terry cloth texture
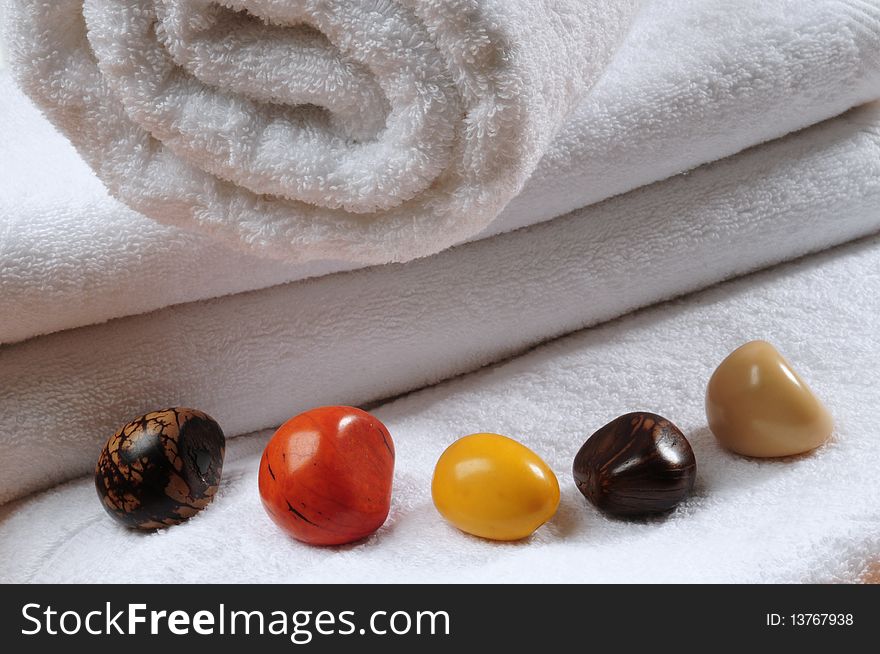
[1,102,879,503]
[4,0,880,265]
[2,232,878,583]
[2,0,639,263]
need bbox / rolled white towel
[3,1,880,346]
[3,0,639,263]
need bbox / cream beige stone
[705,340,833,457]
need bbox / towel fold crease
[4,0,880,345]
[1,102,878,504]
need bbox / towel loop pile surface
[4,0,639,263]
[3,0,880,583]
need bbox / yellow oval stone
[706,340,833,457]
[431,433,560,541]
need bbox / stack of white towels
[1,0,879,582]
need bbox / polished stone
[95,408,225,530]
[432,433,559,541]
[573,412,696,517]
[258,406,395,546]
[706,340,832,457]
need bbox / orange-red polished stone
[258,406,395,546]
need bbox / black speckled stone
[95,408,225,530]
[573,412,696,518]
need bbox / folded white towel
[4,0,880,346]
[3,0,640,263]
[3,232,879,583]
[2,103,878,504]
[6,1,880,266]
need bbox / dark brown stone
[95,408,225,530]
[573,412,696,518]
